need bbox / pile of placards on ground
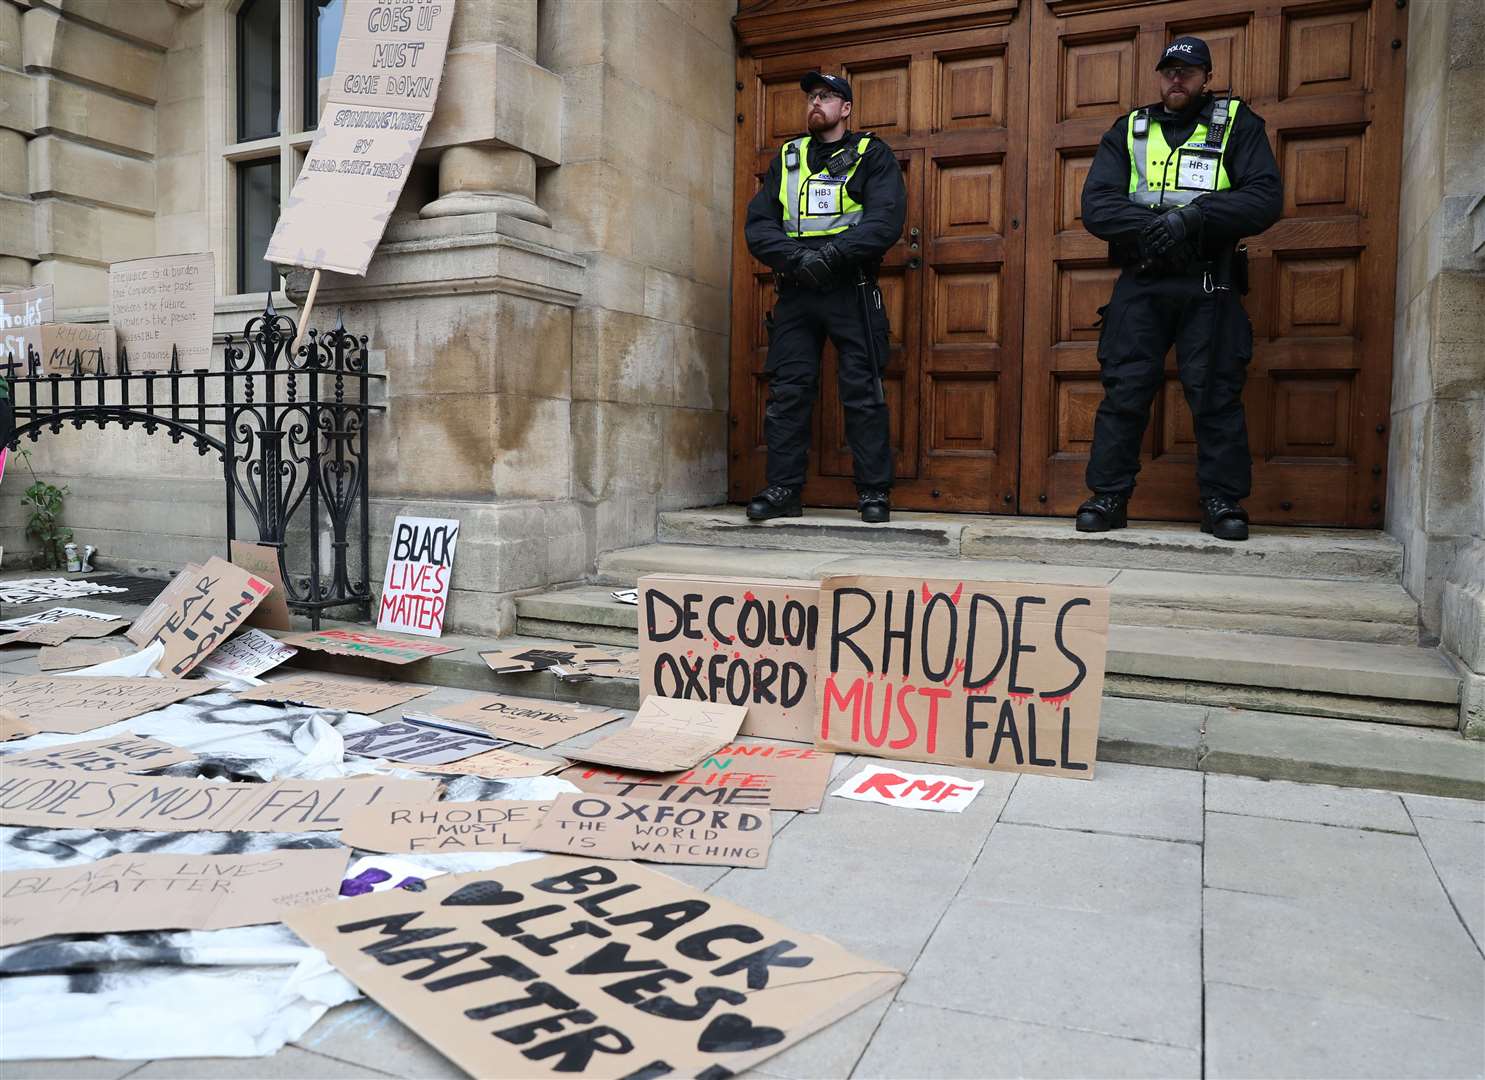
[0,524,1111,1076]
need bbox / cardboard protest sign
[282,627,462,664]
[816,575,1110,779]
[265,0,456,275]
[378,515,459,637]
[588,650,642,681]
[566,696,749,773]
[236,673,432,714]
[198,628,298,681]
[429,693,623,749]
[126,564,204,646]
[287,856,901,1079]
[148,557,274,676]
[39,323,118,376]
[0,769,440,832]
[342,716,508,765]
[0,676,216,734]
[107,253,214,370]
[831,764,984,813]
[641,575,819,742]
[558,741,835,813]
[0,283,54,364]
[480,643,624,677]
[0,606,121,632]
[0,709,36,742]
[342,799,552,854]
[524,792,771,869]
[0,615,128,647]
[0,849,349,947]
[3,734,196,774]
[230,541,294,631]
[413,747,565,781]
[36,641,128,671]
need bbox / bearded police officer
[743,71,907,524]
[1078,37,1281,541]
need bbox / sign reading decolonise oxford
[815,576,1111,778]
[267,1,456,275]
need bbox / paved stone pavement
[8,757,1483,1080]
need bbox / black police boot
[1075,492,1129,532]
[1200,496,1249,542]
[857,488,890,524]
[746,484,802,522]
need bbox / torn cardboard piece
[558,740,835,813]
[0,848,349,947]
[342,716,508,765]
[412,747,566,781]
[523,792,771,868]
[0,708,37,741]
[831,764,984,813]
[148,556,274,676]
[0,615,129,647]
[480,643,623,677]
[640,574,819,741]
[198,627,298,681]
[3,734,197,774]
[0,676,218,734]
[341,799,552,854]
[815,574,1111,779]
[0,769,441,831]
[287,856,901,1079]
[36,641,129,670]
[127,564,203,646]
[230,541,295,631]
[281,627,462,665]
[377,515,459,637]
[429,693,624,749]
[565,695,748,773]
[236,674,432,714]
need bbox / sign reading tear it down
[815,575,1111,779]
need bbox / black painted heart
[440,880,523,906]
[696,1013,785,1054]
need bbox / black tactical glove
[794,242,847,290]
[1140,203,1203,260]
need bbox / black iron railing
[1,300,385,627]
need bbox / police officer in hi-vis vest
[743,71,907,524]
[1078,37,1282,541]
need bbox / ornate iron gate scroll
[1,300,384,628]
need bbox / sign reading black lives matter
[288,857,902,1079]
[815,575,1111,779]
[266,0,456,275]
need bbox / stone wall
[538,0,735,560]
[1388,0,1485,734]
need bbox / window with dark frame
[236,158,281,295]
[303,0,346,130]
[236,0,280,142]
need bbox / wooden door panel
[1018,0,1405,527]
[731,17,1027,513]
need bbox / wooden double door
[728,0,1407,527]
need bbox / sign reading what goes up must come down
[815,575,1111,779]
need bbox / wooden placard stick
[289,268,322,358]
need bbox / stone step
[592,544,1422,645]
[515,586,1460,728]
[659,507,1405,582]
[271,629,1484,801]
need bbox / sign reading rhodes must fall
[815,575,1111,779]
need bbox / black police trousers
[1086,268,1254,501]
[764,280,893,490]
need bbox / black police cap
[800,71,852,103]
[1156,36,1212,72]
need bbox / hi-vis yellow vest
[1127,98,1238,208]
[778,135,872,236]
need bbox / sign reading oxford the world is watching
[266,1,456,276]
